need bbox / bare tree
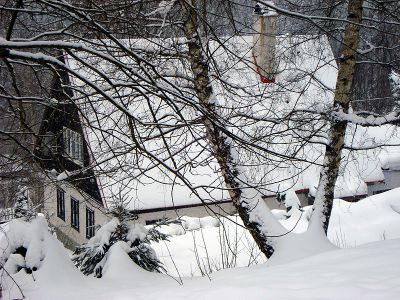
[0,0,399,261]
[309,0,364,234]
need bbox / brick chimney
[252,2,278,83]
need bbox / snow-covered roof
[380,153,400,171]
[293,125,399,198]
[66,34,400,210]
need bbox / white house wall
[43,180,109,249]
[135,201,236,224]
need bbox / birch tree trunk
[179,0,287,258]
[309,0,364,234]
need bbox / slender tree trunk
[179,0,286,258]
[180,0,364,258]
[309,0,364,234]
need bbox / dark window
[71,198,80,231]
[86,207,95,239]
[63,127,84,165]
[145,219,162,225]
[57,188,65,221]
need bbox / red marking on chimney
[252,53,275,84]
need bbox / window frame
[71,197,80,231]
[56,188,65,221]
[86,207,95,239]
[63,127,84,165]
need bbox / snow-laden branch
[333,109,400,127]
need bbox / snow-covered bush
[0,216,48,274]
[72,206,168,278]
[276,190,301,218]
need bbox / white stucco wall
[43,180,236,245]
[134,202,236,224]
[43,180,109,247]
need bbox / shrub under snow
[72,217,168,277]
[0,216,48,274]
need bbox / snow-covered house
[59,8,400,245]
[35,69,109,249]
[3,7,400,251]
[60,6,337,224]
[0,56,108,249]
[61,8,400,225]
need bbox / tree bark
[179,0,286,258]
[309,0,364,234]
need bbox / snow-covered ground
[153,188,400,277]
[1,189,400,300]
[10,239,400,300]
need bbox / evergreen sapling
[13,186,37,221]
[72,204,168,277]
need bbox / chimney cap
[253,1,278,17]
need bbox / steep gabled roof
[65,34,400,210]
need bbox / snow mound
[0,216,47,273]
[0,216,84,300]
[153,189,400,276]
[101,241,163,282]
[87,217,119,249]
[282,189,301,210]
[157,216,220,236]
[3,192,400,299]
[180,216,220,231]
[328,188,400,246]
